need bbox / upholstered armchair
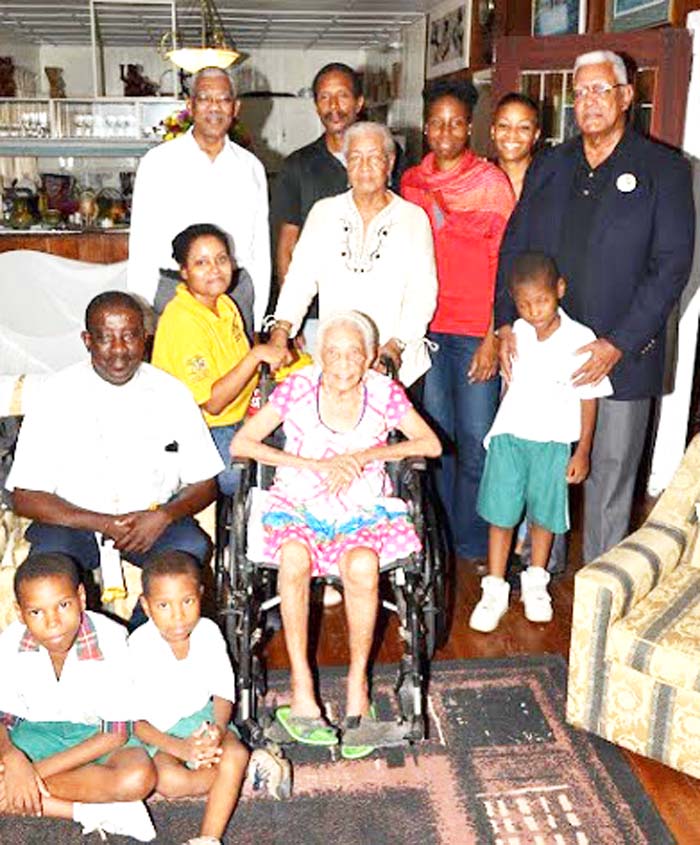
[567,434,700,778]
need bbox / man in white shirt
[6,292,223,627]
[127,67,270,333]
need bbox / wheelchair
[214,373,449,750]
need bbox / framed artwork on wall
[607,0,672,31]
[532,0,587,36]
[426,0,473,79]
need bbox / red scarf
[402,150,514,221]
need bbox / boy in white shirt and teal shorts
[470,252,612,633]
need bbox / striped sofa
[567,434,700,778]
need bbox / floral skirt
[261,494,421,577]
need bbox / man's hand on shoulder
[572,338,622,387]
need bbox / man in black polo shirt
[271,62,403,349]
[494,49,694,567]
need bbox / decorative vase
[9,196,33,229]
[45,67,66,98]
[0,57,16,97]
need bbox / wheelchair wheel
[422,494,449,659]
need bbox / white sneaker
[520,566,553,623]
[469,576,510,633]
[246,746,293,800]
[74,799,156,842]
[182,837,221,845]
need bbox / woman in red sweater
[402,79,514,563]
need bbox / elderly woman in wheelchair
[230,310,441,758]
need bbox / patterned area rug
[0,655,672,844]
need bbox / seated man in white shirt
[0,554,157,841]
[6,292,224,628]
[127,66,271,337]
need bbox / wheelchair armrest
[386,457,427,502]
[230,458,254,488]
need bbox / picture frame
[607,0,671,32]
[532,0,587,36]
[426,0,472,80]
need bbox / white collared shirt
[128,617,236,731]
[0,611,132,724]
[6,361,224,514]
[127,129,271,330]
[274,190,437,386]
[485,309,613,446]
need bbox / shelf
[0,139,159,157]
[0,97,184,157]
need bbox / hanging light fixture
[165,0,240,74]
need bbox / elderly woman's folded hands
[315,453,365,494]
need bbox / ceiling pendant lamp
[166,0,240,74]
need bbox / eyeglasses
[193,94,234,106]
[572,82,624,102]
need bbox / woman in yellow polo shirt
[152,223,285,494]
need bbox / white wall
[648,11,700,494]
[393,17,428,165]
[235,48,365,95]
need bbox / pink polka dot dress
[261,366,421,576]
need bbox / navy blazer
[495,129,695,400]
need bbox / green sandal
[341,705,377,760]
[274,705,338,747]
[341,706,408,760]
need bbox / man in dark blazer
[495,50,695,566]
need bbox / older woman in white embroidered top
[269,122,438,386]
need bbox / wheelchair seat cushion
[246,488,421,576]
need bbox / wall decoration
[532,0,587,36]
[607,0,671,32]
[426,1,472,79]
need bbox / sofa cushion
[608,563,700,693]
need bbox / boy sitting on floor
[470,252,613,633]
[130,551,249,845]
[0,553,157,841]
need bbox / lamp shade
[167,46,240,73]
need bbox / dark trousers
[521,396,652,572]
[423,332,500,559]
[25,517,211,628]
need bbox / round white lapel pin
[616,172,637,193]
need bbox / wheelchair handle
[378,353,399,380]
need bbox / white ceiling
[0,0,429,50]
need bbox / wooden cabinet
[0,231,128,263]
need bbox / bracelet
[272,320,292,334]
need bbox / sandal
[274,705,338,747]
[341,707,407,760]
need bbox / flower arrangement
[159,106,192,140]
[158,105,253,149]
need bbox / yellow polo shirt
[152,283,256,427]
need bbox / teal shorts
[10,720,139,764]
[477,434,570,534]
[136,701,240,766]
